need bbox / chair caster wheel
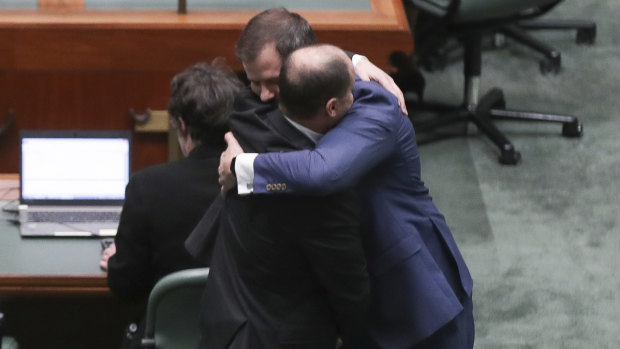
[577,26,596,45]
[562,121,583,137]
[540,59,560,75]
[499,146,521,165]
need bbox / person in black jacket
[99,61,242,347]
[186,8,370,349]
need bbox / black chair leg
[517,19,597,44]
[498,19,596,74]
[411,88,522,165]
[396,21,586,165]
[499,25,562,74]
[410,85,583,165]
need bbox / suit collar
[187,142,225,160]
[260,108,316,150]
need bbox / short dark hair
[235,7,317,64]
[168,61,243,146]
[279,45,352,120]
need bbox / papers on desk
[0,176,19,200]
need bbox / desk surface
[0,175,108,295]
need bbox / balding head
[279,44,355,122]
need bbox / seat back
[409,0,561,23]
[453,0,560,23]
[141,268,210,349]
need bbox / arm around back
[253,81,400,195]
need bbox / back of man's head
[279,44,353,121]
[168,60,243,146]
[236,7,317,64]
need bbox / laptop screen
[20,130,131,205]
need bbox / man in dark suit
[219,44,475,348]
[197,120,370,348]
[99,62,242,346]
[186,8,372,349]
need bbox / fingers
[224,131,240,148]
[379,75,408,116]
[392,83,408,116]
[100,244,115,271]
[224,132,244,154]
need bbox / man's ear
[177,117,188,135]
[325,97,338,118]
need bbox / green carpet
[416,1,620,347]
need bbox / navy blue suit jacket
[252,79,473,347]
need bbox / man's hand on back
[219,132,244,194]
[354,58,408,116]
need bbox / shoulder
[353,78,399,106]
[127,160,187,191]
[347,79,402,126]
[233,87,270,114]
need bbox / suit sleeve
[107,176,154,300]
[253,86,399,195]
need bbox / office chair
[410,3,597,75]
[141,268,209,349]
[394,0,583,164]
[0,313,19,349]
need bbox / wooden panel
[0,0,413,173]
[39,0,84,11]
[0,0,411,71]
[0,173,18,200]
[0,274,108,295]
[0,70,174,172]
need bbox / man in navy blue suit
[219,43,475,349]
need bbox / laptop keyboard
[27,210,121,223]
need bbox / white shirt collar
[283,115,323,144]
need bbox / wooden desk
[0,0,413,174]
[1,174,108,295]
[0,221,107,298]
[0,175,137,349]
[0,173,18,201]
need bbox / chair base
[499,19,596,74]
[410,87,583,165]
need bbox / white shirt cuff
[352,54,368,68]
[235,153,258,195]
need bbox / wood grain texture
[0,274,108,295]
[0,0,413,173]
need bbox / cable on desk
[56,222,98,236]
[1,197,19,211]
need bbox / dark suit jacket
[107,143,222,300]
[189,88,370,349]
[251,79,474,348]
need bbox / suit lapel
[230,96,314,153]
[185,195,224,264]
[260,108,315,151]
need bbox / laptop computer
[17,130,131,237]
